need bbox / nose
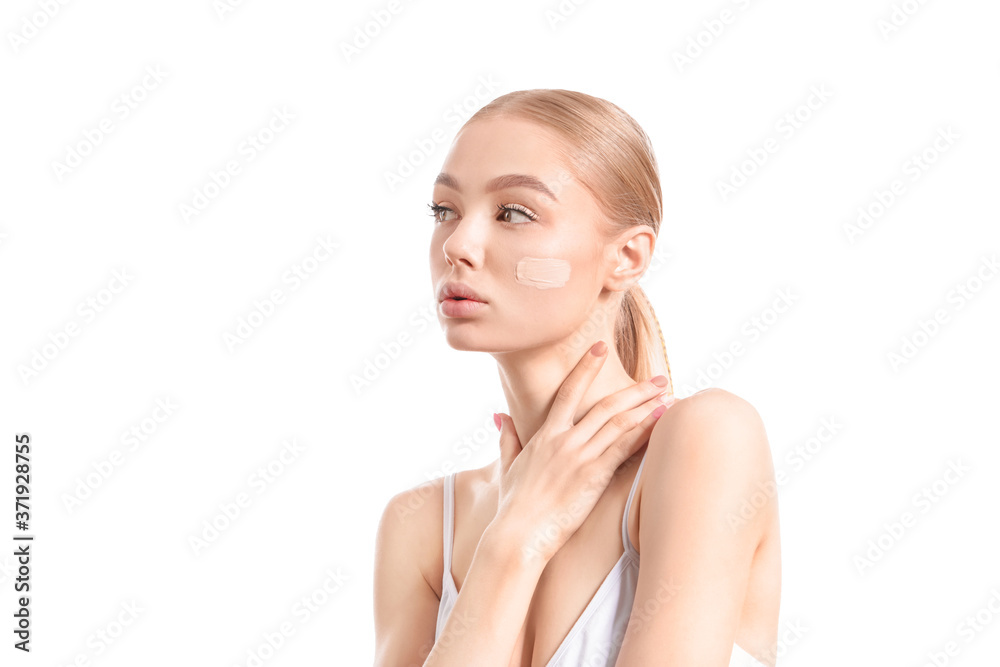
[441,216,485,270]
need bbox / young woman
[374,89,781,667]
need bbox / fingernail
[650,375,668,387]
[493,413,502,431]
[651,404,667,419]
[590,341,607,356]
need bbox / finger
[546,340,610,427]
[594,398,674,470]
[579,392,674,462]
[571,374,672,442]
[496,413,522,473]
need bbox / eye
[496,203,538,225]
[427,202,456,223]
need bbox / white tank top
[435,450,767,666]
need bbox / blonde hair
[464,89,673,396]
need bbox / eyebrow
[434,172,559,203]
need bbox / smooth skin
[373,116,780,666]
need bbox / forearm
[423,521,546,667]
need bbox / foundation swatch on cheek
[515,257,571,289]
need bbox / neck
[490,337,638,475]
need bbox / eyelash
[426,202,539,225]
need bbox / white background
[1,0,998,665]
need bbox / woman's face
[429,116,624,354]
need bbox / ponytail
[616,284,673,397]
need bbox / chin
[442,326,488,352]
[442,326,528,356]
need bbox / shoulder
[618,390,776,661]
[375,467,489,591]
[375,476,448,593]
[377,463,491,542]
[379,476,445,534]
[638,388,774,533]
[649,387,770,470]
[374,475,457,662]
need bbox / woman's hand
[491,340,676,564]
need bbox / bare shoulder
[373,477,448,665]
[649,387,771,467]
[376,476,447,594]
[634,388,775,539]
[380,475,446,528]
[375,464,493,593]
[620,396,780,663]
[662,387,764,427]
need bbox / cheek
[514,257,572,290]
[508,255,597,341]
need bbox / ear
[603,225,656,292]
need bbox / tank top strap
[442,472,456,577]
[621,448,649,558]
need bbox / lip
[437,281,487,318]
[440,298,487,318]
[438,281,487,303]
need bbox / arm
[614,388,775,665]
[373,485,441,667]
[373,481,548,667]
[423,521,547,666]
